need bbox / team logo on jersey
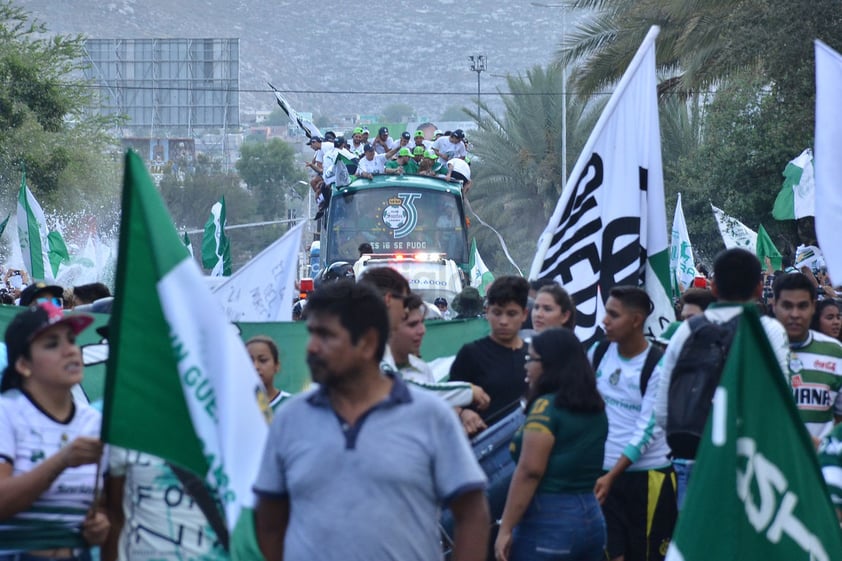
[609,369,621,386]
[789,357,804,373]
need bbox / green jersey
[788,329,842,438]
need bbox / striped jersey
[382,346,473,407]
[787,329,842,438]
[0,389,102,552]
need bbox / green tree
[380,103,415,123]
[235,138,306,221]
[0,1,120,218]
[440,105,471,121]
[465,65,603,274]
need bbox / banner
[268,83,321,140]
[17,170,53,281]
[772,148,815,221]
[529,26,674,344]
[669,193,696,296]
[212,222,304,322]
[102,150,268,531]
[201,197,232,277]
[815,40,842,286]
[711,204,757,253]
[666,307,842,561]
[469,238,495,297]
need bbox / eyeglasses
[35,297,63,308]
[524,354,542,364]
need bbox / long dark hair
[526,328,604,414]
[536,284,576,329]
[811,299,841,333]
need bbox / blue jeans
[511,492,606,561]
[673,459,695,511]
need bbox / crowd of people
[305,126,474,220]
[4,245,842,560]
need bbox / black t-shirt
[449,336,528,422]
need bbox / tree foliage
[0,1,121,220]
[380,103,415,123]
[235,138,306,221]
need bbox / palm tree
[464,64,604,274]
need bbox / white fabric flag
[212,222,304,322]
[711,204,757,253]
[17,172,54,281]
[815,40,842,285]
[669,193,696,294]
[529,26,674,344]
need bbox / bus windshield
[324,186,468,265]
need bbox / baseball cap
[2,301,94,392]
[451,129,465,139]
[363,143,374,152]
[397,147,412,157]
[353,127,364,135]
[414,130,425,138]
[434,297,447,307]
[412,146,426,156]
[424,150,438,160]
[401,131,411,140]
[306,136,322,145]
[19,282,64,307]
[378,126,389,135]
[434,129,444,137]
[362,127,370,134]
[324,131,337,141]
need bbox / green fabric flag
[103,150,269,533]
[17,168,51,280]
[468,238,494,297]
[202,196,232,276]
[666,306,842,561]
[0,212,11,239]
[183,231,194,258]
[755,224,782,272]
[773,148,814,221]
[47,230,70,277]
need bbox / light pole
[468,55,487,122]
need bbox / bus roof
[333,174,464,197]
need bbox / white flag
[529,26,674,344]
[710,204,757,253]
[815,40,842,285]
[17,171,54,281]
[212,222,304,322]
[669,193,696,295]
[469,239,494,297]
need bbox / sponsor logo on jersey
[792,382,832,410]
[813,359,838,374]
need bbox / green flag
[0,212,11,239]
[183,231,194,258]
[468,238,494,297]
[17,168,52,280]
[202,196,231,276]
[103,150,268,532]
[755,224,782,272]
[666,306,842,561]
[47,230,70,277]
[773,148,814,221]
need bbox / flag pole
[529,25,661,279]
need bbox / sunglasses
[36,296,64,308]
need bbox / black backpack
[591,341,663,397]
[666,313,740,459]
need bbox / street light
[468,55,487,122]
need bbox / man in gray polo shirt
[253,280,490,561]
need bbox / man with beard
[253,280,489,561]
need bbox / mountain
[19,0,571,121]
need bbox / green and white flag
[47,230,70,278]
[102,150,269,532]
[711,204,757,253]
[0,213,11,240]
[669,193,696,296]
[773,148,814,221]
[202,197,231,277]
[666,306,842,561]
[529,26,674,344]
[469,238,494,297]
[183,231,194,258]
[17,170,53,281]
[755,224,782,272]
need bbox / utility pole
[468,55,487,123]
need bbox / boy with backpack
[654,248,789,509]
[590,285,675,561]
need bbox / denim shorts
[510,492,606,561]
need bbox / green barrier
[0,304,489,402]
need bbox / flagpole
[529,25,661,279]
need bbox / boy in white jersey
[772,272,842,443]
[590,286,676,561]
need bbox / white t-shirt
[108,448,227,561]
[0,390,104,552]
[372,136,397,154]
[357,154,388,176]
[432,137,467,163]
[447,158,471,181]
